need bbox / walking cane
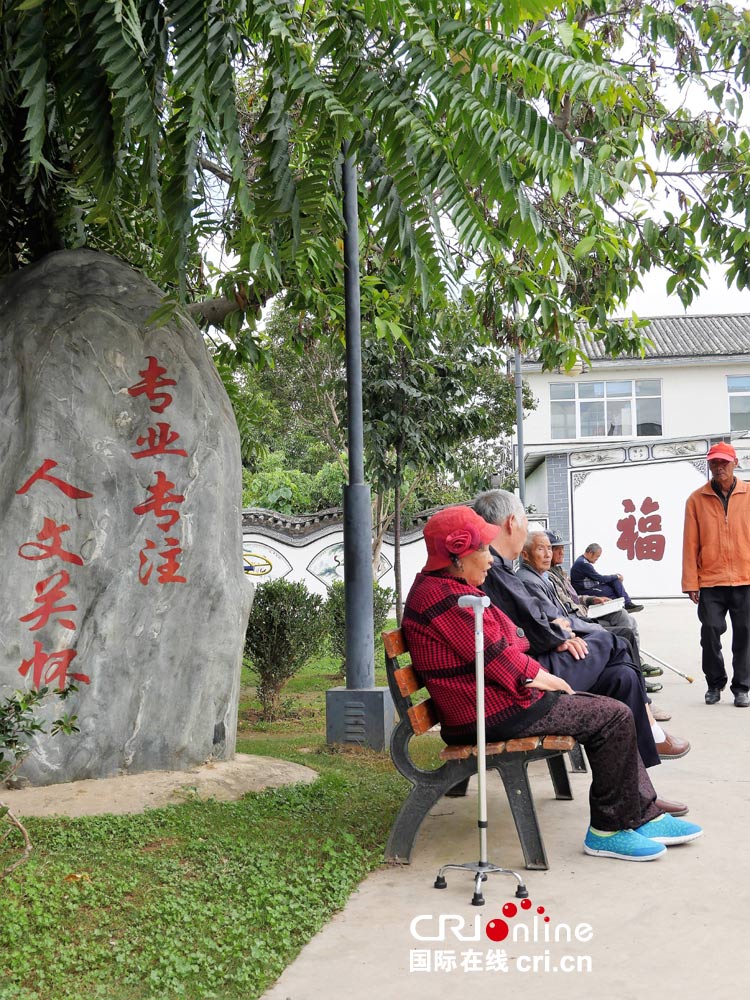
[434,594,529,904]
[640,646,694,684]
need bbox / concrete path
[262,599,748,1000]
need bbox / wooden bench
[383,627,578,871]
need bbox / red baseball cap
[706,442,737,462]
[423,506,498,572]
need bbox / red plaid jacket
[402,571,552,743]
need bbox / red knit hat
[422,506,498,572]
[706,442,737,462]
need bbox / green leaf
[574,236,598,259]
[558,22,574,48]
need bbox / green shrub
[1,685,78,877]
[310,460,347,509]
[245,579,326,720]
[325,580,395,675]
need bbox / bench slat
[407,700,438,735]
[439,745,473,760]
[382,628,407,658]
[393,665,421,697]
[541,735,576,751]
[438,737,576,760]
[504,737,542,752]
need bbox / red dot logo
[520,898,532,910]
[486,919,509,942]
[502,902,517,918]
[537,905,545,914]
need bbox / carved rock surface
[0,250,252,785]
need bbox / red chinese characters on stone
[14,463,92,690]
[18,517,84,566]
[127,356,176,413]
[19,570,78,631]
[127,355,189,584]
[138,537,187,585]
[616,496,666,562]
[131,421,188,460]
[16,459,94,500]
[133,471,185,531]
[18,641,90,691]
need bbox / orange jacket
[682,478,750,591]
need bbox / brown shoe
[656,732,690,760]
[654,796,689,817]
[651,705,672,722]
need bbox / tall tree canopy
[3,1,750,367]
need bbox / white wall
[569,458,707,597]
[524,463,548,515]
[242,527,428,601]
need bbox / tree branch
[198,156,232,185]
[1,803,32,879]
[187,296,242,325]
[188,282,274,327]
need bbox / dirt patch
[2,753,317,819]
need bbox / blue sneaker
[635,814,703,845]
[583,827,666,861]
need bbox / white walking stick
[640,646,694,684]
[434,594,528,904]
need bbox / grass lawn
[0,628,443,1000]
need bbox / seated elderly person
[473,490,689,772]
[402,505,702,861]
[546,530,666,697]
[519,533,641,663]
[546,530,643,647]
[570,543,643,612]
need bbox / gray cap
[545,529,570,547]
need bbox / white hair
[474,489,525,526]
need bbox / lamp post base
[325,686,396,752]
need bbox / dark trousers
[587,658,659,767]
[698,585,750,694]
[588,578,632,604]
[597,620,640,666]
[489,692,661,832]
[538,638,659,768]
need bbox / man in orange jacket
[682,441,750,707]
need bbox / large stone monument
[0,249,252,785]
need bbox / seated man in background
[545,530,667,706]
[402,504,702,861]
[473,490,690,775]
[570,542,643,613]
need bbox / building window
[728,375,750,432]
[550,379,662,440]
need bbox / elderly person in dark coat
[473,490,690,772]
[570,543,643,612]
[401,504,702,861]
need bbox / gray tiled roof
[586,313,750,360]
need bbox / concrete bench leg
[385,765,476,862]
[493,758,550,870]
[546,752,573,800]
[568,742,587,772]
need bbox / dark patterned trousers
[489,692,662,832]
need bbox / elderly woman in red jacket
[402,505,702,862]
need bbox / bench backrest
[382,626,439,735]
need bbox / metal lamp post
[325,146,396,750]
